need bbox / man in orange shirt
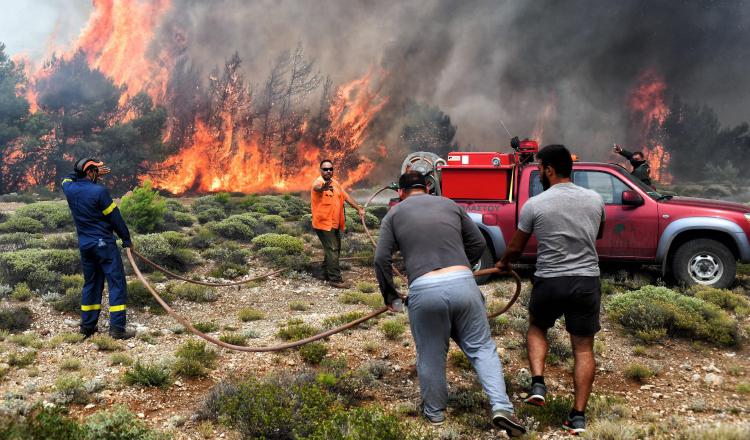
[311,159,365,288]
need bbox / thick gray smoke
[147,0,750,160]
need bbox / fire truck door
[572,171,658,258]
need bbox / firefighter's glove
[494,260,512,273]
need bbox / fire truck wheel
[672,238,736,289]
[473,247,495,285]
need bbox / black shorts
[528,276,601,336]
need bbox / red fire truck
[400,140,750,288]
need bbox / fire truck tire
[672,238,736,289]
[474,247,495,285]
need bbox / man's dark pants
[80,240,128,333]
[314,228,342,282]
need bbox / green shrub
[0,248,80,291]
[60,358,82,371]
[0,216,44,233]
[11,282,32,301]
[448,350,473,370]
[209,214,258,241]
[48,332,85,346]
[55,374,89,404]
[204,377,334,439]
[127,280,172,313]
[44,233,78,249]
[635,328,668,344]
[15,202,74,230]
[277,318,319,341]
[338,291,383,308]
[85,404,168,440]
[356,281,377,293]
[110,353,133,366]
[260,214,285,226]
[299,343,328,365]
[0,306,33,331]
[238,307,264,322]
[252,233,304,253]
[53,288,81,314]
[290,300,309,311]
[172,211,196,226]
[219,333,248,346]
[173,339,218,378]
[736,382,750,394]
[192,194,230,215]
[133,233,200,272]
[193,321,219,333]
[690,286,750,317]
[120,181,166,233]
[196,208,227,224]
[323,311,367,329]
[0,232,46,250]
[190,227,215,249]
[89,335,123,351]
[606,285,738,346]
[0,405,85,439]
[380,319,406,340]
[7,350,36,367]
[169,283,217,302]
[61,274,84,290]
[623,363,654,383]
[307,407,412,440]
[517,394,574,428]
[8,333,42,348]
[123,361,172,388]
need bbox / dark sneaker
[328,280,351,289]
[109,328,136,340]
[492,410,526,437]
[562,415,586,435]
[524,382,547,406]
[80,327,97,339]
[425,412,446,426]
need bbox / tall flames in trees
[19,0,386,194]
[628,69,672,183]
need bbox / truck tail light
[482,214,498,226]
[745,213,750,224]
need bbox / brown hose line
[126,248,389,352]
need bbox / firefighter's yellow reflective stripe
[102,201,117,215]
[81,304,101,311]
[62,178,73,185]
[109,304,126,312]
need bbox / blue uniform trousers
[80,240,128,332]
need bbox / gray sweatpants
[408,270,514,418]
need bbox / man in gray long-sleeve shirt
[374,171,526,437]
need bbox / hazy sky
[0,0,90,60]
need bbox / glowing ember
[628,69,672,183]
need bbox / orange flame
[531,99,556,145]
[628,69,672,183]
[150,73,386,193]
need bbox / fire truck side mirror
[622,190,644,207]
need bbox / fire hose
[124,187,521,352]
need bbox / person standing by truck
[496,145,605,435]
[311,159,365,288]
[374,170,526,437]
[613,144,652,186]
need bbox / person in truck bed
[613,144,652,186]
[497,144,605,435]
[374,171,526,437]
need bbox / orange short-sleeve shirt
[311,177,347,231]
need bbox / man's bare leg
[570,334,596,411]
[526,323,548,377]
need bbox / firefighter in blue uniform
[62,158,135,340]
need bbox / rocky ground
[2,255,749,439]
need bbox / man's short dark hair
[399,170,427,190]
[536,144,573,178]
[320,159,333,168]
[632,151,644,158]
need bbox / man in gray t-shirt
[497,145,604,436]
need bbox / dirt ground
[2,249,749,439]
